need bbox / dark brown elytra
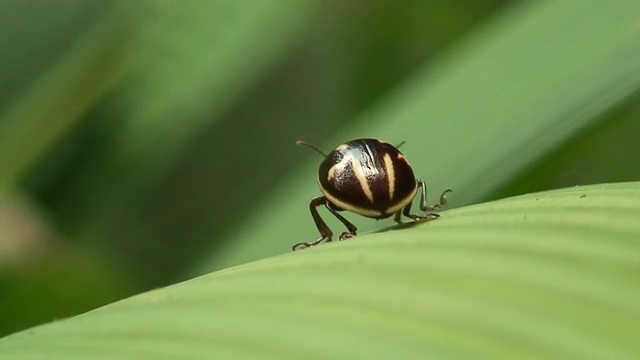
[293,138,451,250]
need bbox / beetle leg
[417,179,452,212]
[293,196,333,250]
[326,202,358,241]
[393,210,403,224]
[402,180,451,221]
[292,196,359,250]
[402,198,440,221]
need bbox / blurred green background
[1,0,638,338]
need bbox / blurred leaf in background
[0,0,136,337]
[0,0,512,336]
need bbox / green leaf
[102,0,321,180]
[45,0,323,281]
[0,1,320,197]
[1,182,639,359]
[0,5,130,194]
[198,0,640,271]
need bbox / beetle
[293,138,451,250]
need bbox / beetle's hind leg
[401,180,451,221]
[401,201,440,222]
[417,179,451,212]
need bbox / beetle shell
[317,138,418,219]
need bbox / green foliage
[1,183,639,359]
[195,0,640,272]
[1,0,640,357]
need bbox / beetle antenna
[396,140,406,149]
[296,140,327,157]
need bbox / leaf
[1,182,639,359]
[103,0,321,180]
[2,0,322,283]
[0,5,130,194]
[197,0,640,271]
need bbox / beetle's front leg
[293,196,334,250]
[325,202,358,241]
[293,196,359,250]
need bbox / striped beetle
[293,138,451,250]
